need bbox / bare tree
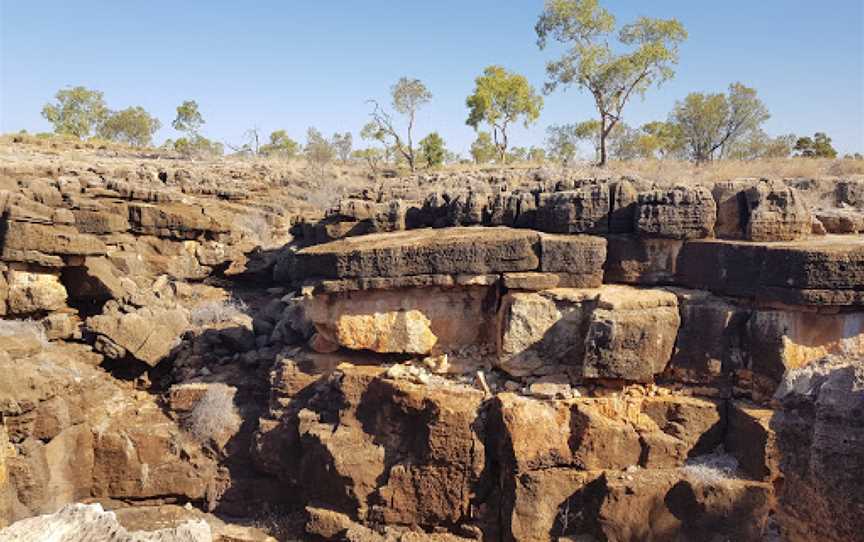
[365,77,432,172]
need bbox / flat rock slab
[677,235,864,305]
[294,227,609,282]
[294,227,540,279]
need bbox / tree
[259,130,300,159]
[638,121,686,159]
[465,66,543,162]
[546,121,599,164]
[41,86,108,139]
[366,77,432,172]
[352,148,384,176]
[508,147,529,162]
[670,82,770,162]
[98,106,161,147]
[528,147,547,163]
[305,127,335,175]
[794,132,838,158]
[536,0,687,166]
[419,132,446,168]
[726,130,795,160]
[470,131,497,164]
[331,132,353,163]
[172,100,204,135]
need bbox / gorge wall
[1,148,863,541]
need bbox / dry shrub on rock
[183,384,241,443]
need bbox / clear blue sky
[1,1,862,155]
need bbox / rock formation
[1,140,863,540]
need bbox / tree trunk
[598,120,608,167]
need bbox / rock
[635,186,717,239]
[496,289,596,377]
[0,219,106,263]
[583,286,680,383]
[293,227,540,280]
[128,202,229,240]
[746,309,864,392]
[772,356,864,541]
[87,305,189,366]
[535,185,610,234]
[713,180,810,241]
[604,235,683,285]
[304,286,496,355]
[0,503,212,542]
[676,236,864,306]
[726,401,779,482]
[4,268,67,314]
[538,234,606,286]
[813,208,864,234]
[665,289,749,384]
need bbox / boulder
[713,180,811,241]
[4,268,67,314]
[87,304,189,366]
[0,219,106,263]
[535,185,610,234]
[496,289,596,377]
[635,186,716,239]
[583,286,680,382]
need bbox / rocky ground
[1,138,863,541]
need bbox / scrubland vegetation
[10,0,863,177]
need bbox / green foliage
[259,130,300,159]
[528,146,547,163]
[546,121,599,164]
[41,86,109,139]
[173,135,223,158]
[332,132,353,162]
[536,0,687,165]
[670,82,770,162]
[367,77,432,172]
[508,147,529,162]
[470,131,498,164]
[305,127,336,174]
[98,106,161,147]
[725,131,796,160]
[352,147,385,176]
[638,121,686,159]
[172,100,204,134]
[794,132,838,158]
[466,65,543,162]
[419,132,446,168]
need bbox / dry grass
[189,297,248,327]
[682,452,740,483]
[183,384,241,443]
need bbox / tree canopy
[794,132,838,158]
[172,100,204,135]
[670,82,770,162]
[419,132,446,168]
[41,86,109,139]
[98,106,162,147]
[536,0,687,166]
[465,65,543,162]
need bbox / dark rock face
[535,185,611,234]
[635,186,717,239]
[772,356,864,542]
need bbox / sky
[1,1,863,155]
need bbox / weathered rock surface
[635,186,717,239]
[583,286,680,382]
[293,227,541,280]
[771,356,864,542]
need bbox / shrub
[189,297,248,327]
[183,383,241,443]
[682,452,739,483]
